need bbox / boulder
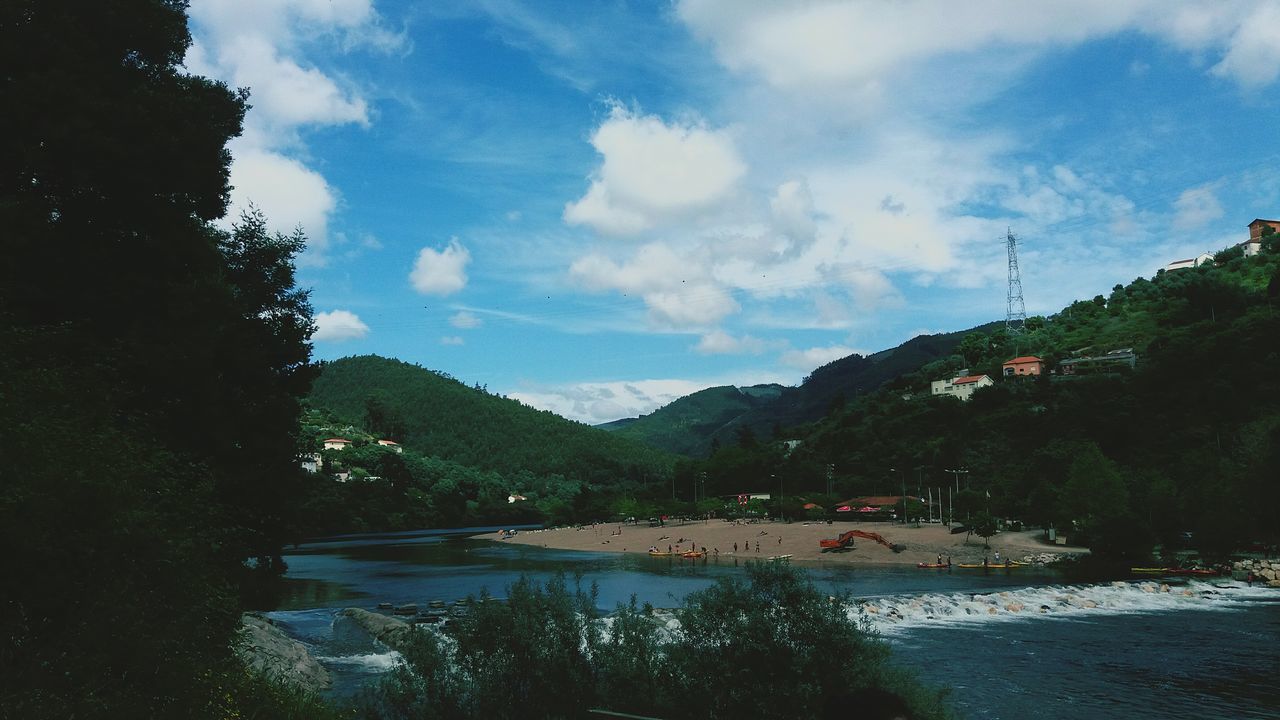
[236,614,331,694]
[340,608,413,651]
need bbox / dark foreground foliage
[2,1,319,716]
[360,564,950,720]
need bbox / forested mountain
[608,324,1001,456]
[674,239,1280,560]
[601,383,784,456]
[308,355,674,485]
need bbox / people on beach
[937,553,943,566]
[755,541,760,553]
[778,536,783,545]
[994,551,1001,564]
[733,542,738,553]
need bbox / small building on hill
[1163,253,1213,272]
[930,373,993,402]
[1002,356,1044,377]
[1059,348,1137,376]
[376,439,403,453]
[322,438,352,451]
[1242,218,1279,257]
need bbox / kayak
[768,554,793,562]
[648,551,675,557]
[916,563,950,569]
[680,551,705,559]
[956,562,1025,569]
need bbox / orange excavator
[819,529,902,553]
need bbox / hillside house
[930,373,993,401]
[1059,348,1137,375]
[1242,218,1279,257]
[1163,253,1213,272]
[376,439,403,453]
[322,437,352,451]
[1002,356,1044,377]
[301,452,322,473]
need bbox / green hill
[681,238,1280,559]
[604,384,784,456]
[308,355,674,485]
[608,324,1001,457]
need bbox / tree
[1,2,317,716]
[969,512,998,548]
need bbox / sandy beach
[495,518,1088,567]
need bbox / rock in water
[340,607,413,651]
[236,613,331,693]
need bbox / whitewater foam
[851,580,1274,634]
[317,651,404,671]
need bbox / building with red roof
[1002,356,1044,377]
[930,372,993,401]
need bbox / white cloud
[695,330,769,355]
[1172,184,1224,230]
[440,335,465,346]
[570,243,740,329]
[449,310,484,329]
[564,104,746,235]
[313,309,369,341]
[779,344,858,371]
[677,1,1280,92]
[410,239,471,296]
[226,144,337,265]
[186,0,402,259]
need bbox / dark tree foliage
[363,564,950,720]
[1,2,316,716]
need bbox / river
[266,528,1280,719]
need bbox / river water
[267,528,1280,719]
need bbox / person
[983,555,989,568]
[993,551,1001,564]
[733,542,738,553]
[755,540,760,553]
[667,545,672,554]
[778,536,783,545]
[937,553,943,566]
[1247,571,1255,587]
[946,555,952,567]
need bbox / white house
[376,439,403,454]
[322,437,352,451]
[930,373,994,402]
[1163,253,1213,272]
[300,452,322,473]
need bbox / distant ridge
[606,323,1001,456]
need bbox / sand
[494,519,1089,568]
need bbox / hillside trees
[2,1,316,715]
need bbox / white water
[852,579,1274,634]
[316,651,403,671]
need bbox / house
[1059,348,1137,376]
[1002,356,1044,377]
[930,372,993,401]
[507,493,528,504]
[376,439,403,454]
[300,452,322,473]
[1163,253,1213,272]
[1241,218,1279,257]
[322,437,352,451]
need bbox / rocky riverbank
[1233,558,1280,587]
[235,613,331,694]
[339,607,414,651]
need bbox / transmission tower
[1005,229,1026,335]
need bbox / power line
[1005,229,1026,335]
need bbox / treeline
[677,240,1280,560]
[2,3,328,718]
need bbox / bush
[363,565,950,719]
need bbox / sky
[185,0,1280,424]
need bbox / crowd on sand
[494,517,1087,567]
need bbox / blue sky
[185,0,1280,423]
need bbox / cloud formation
[449,310,484,329]
[186,0,401,263]
[410,239,471,296]
[564,104,746,235]
[780,344,858,370]
[313,309,369,341]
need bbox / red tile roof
[953,374,989,384]
[322,438,350,443]
[1003,356,1043,365]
